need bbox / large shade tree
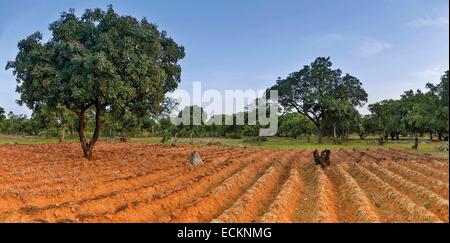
[6,6,185,159]
[269,57,368,143]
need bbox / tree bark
[412,135,419,150]
[332,122,337,143]
[318,129,324,144]
[58,127,65,143]
[77,103,104,160]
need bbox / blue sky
[0,0,448,116]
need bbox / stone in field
[188,151,203,166]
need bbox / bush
[437,142,449,152]
[225,132,242,139]
[243,137,268,146]
[207,140,223,146]
[160,130,172,144]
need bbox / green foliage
[437,142,449,152]
[368,70,449,141]
[243,136,267,146]
[278,113,315,139]
[269,57,368,143]
[6,6,185,159]
[0,107,5,120]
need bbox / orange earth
[0,142,448,223]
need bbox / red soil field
[0,143,448,223]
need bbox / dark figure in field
[313,149,331,168]
[321,150,331,166]
[313,150,321,165]
[378,136,385,145]
[412,137,419,150]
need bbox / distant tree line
[367,70,449,141]
[2,56,448,145]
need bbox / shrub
[243,137,268,146]
[437,142,449,152]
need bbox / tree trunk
[390,132,395,140]
[78,111,90,159]
[412,135,419,150]
[430,132,433,141]
[77,104,104,161]
[318,129,324,144]
[58,127,65,143]
[332,122,337,143]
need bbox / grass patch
[1,134,448,158]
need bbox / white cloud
[409,67,446,82]
[405,16,449,28]
[356,39,392,57]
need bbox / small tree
[177,105,207,144]
[6,6,185,159]
[278,113,315,139]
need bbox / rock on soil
[188,151,203,166]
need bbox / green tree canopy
[0,107,5,121]
[6,6,185,159]
[269,57,368,143]
[278,113,316,139]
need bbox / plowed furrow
[170,152,284,223]
[5,151,250,222]
[311,165,339,222]
[212,151,297,223]
[0,145,193,179]
[387,148,448,162]
[377,149,419,160]
[81,151,277,222]
[260,162,302,223]
[395,160,448,183]
[347,162,442,223]
[2,149,246,208]
[428,160,449,171]
[366,162,449,222]
[0,151,195,197]
[27,150,244,205]
[382,161,448,199]
[329,164,380,223]
[0,148,226,189]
